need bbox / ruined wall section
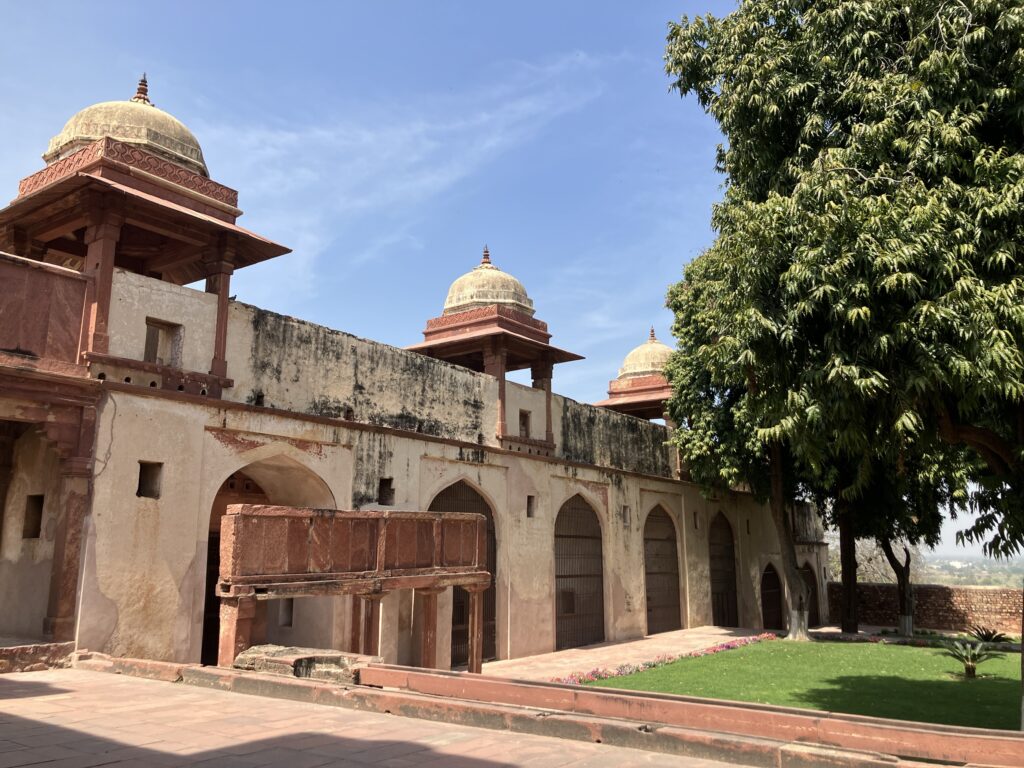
[224,304,496,445]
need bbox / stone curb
[66,654,987,768]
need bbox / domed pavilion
[409,247,582,449]
[595,328,673,420]
[0,76,288,386]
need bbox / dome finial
[649,326,657,341]
[481,245,491,265]
[131,73,152,106]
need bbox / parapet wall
[827,582,1022,634]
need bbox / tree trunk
[880,538,914,637]
[838,503,858,634]
[769,444,809,640]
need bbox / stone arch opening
[800,561,821,628]
[200,454,336,665]
[760,563,784,631]
[427,480,497,667]
[708,512,739,627]
[643,505,681,635]
[554,494,605,650]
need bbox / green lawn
[589,640,1022,731]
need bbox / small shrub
[941,641,1003,679]
[967,625,1009,643]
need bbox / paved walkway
[0,669,734,767]
[482,626,762,682]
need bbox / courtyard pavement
[0,668,735,767]
[482,626,762,682]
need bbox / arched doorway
[201,471,268,665]
[760,563,784,631]
[200,455,336,665]
[554,495,605,650]
[708,512,738,627]
[643,506,681,634]
[428,481,497,666]
[800,562,821,627]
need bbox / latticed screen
[554,495,605,650]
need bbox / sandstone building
[0,79,828,667]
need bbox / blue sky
[0,2,1007,559]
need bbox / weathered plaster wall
[107,270,217,373]
[224,304,496,445]
[556,397,672,478]
[0,429,61,639]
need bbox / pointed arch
[643,505,681,634]
[799,561,821,627]
[554,494,605,650]
[200,453,335,665]
[428,480,497,666]
[760,563,784,630]
[708,512,738,627]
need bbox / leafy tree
[664,0,1024,724]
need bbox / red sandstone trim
[0,641,75,674]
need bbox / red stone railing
[0,252,90,375]
[215,505,491,671]
[218,505,488,594]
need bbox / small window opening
[143,318,183,367]
[377,478,395,506]
[693,512,699,530]
[96,372,106,381]
[137,461,163,499]
[746,519,751,535]
[620,505,631,528]
[343,406,355,420]
[557,589,576,616]
[518,410,531,439]
[278,598,294,628]
[526,495,536,518]
[253,392,265,407]
[22,495,44,539]
[123,376,132,384]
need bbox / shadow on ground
[0,708,514,767]
[0,677,70,700]
[791,673,1021,731]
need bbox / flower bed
[552,632,778,685]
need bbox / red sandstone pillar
[43,456,93,640]
[466,585,486,674]
[360,593,385,656]
[531,360,554,443]
[218,596,256,667]
[416,586,445,669]
[484,342,508,439]
[83,208,124,355]
[204,238,235,379]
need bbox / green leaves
[664,0,1024,555]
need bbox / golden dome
[618,328,673,378]
[44,76,208,177]
[443,247,535,317]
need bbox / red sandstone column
[204,238,235,379]
[484,342,508,439]
[531,359,554,443]
[416,586,445,669]
[360,593,385,656]
[83,210,124,355]
[43,455,93,640]
[218,596,256,667]
[466,585,486,674]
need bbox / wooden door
[644,507,681,634]
[708,513,738,627]
[760,564,784,630]
[555,495,605,650]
